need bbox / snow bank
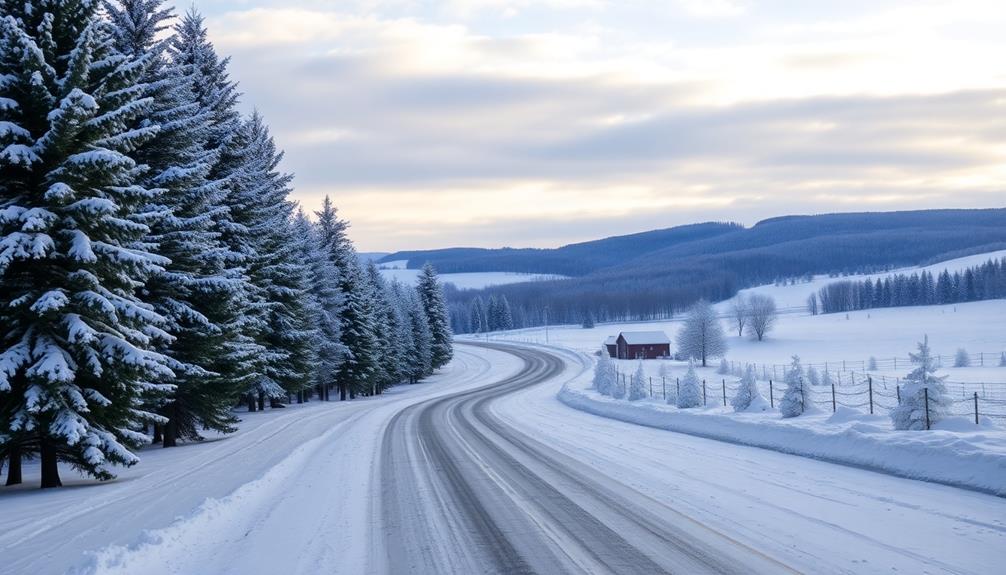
[559,373,1006,497]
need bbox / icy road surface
[2,344,1003,574]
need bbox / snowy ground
[491,344,1006,575]
[0,347,523,574]
[377,260,566,290]
[3,343,1004,574]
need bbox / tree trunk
[153,424,162,443]
[247,393,257,412]
[5,446,22,486]
[40,439,61,489]
[296,390,304,404]
[162,417,177,448]
[257,392,265,411]
[349,388,356,399]
[340,384,347,401]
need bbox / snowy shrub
[868,356,878,371]
[806,365,820,386]
[731,365,768,412]
[1000,352,1006,367]
[610,369,626,400]
[676,359,703,408]
[779,355,808,418]
[676,300,726,367]
[954,348,971,367]
[628,363,647,401]
[593,348,614,396]
[717,358,730,375]
[891,336,951,430]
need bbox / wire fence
[609,370,1006,426]
[731,351,1006,381]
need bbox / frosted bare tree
[676,299,726,367]
[746,294,778,341]
[730,295,748,337]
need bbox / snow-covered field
[377,260,566,290]
[492,344,1006,574]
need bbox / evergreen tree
[821,367,834,388]
[497,295,514,331]
[610,368,626,400]
[731,365,765,412]
[676,359,703,408]
[999,352,1006,368]
[593,348,614,396]
[779,355,808,418]
[417,264,453,370]
[628,362,646,401]
[676,299,726,367]
[293,210,344,401]
[469,296,485,333]
[104,0,248,446]
[891,336,950,430]
[404,286,433,383]
[0,2,174,486]
[867,356,878,371]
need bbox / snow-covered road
[2,343,1003,574]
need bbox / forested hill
[421,208,1006,333]
[383,209,1006,278]
[380,222,743,276]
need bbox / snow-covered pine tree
[292,209,344,401]
[0,2,175,486]
[890,336,951,430]
[170,9,266,412]
[104,0,250,446]
[417,264,453,370]
[867,356,878,371]
[497,295,514,331]
[469,296,485,334]
[717,358,730,375]
[806,365,820,386]
[227,114,315,407]
[366,261,407,394]
[779,355,808,418]
[953,347,970,367]
[593,348,613,396]
[731,365,764,412]
[485,294,499,332]
[404,285,433,383]
[313,196,379,399]
[676,359,703,408]
[628,362,647,401]
[1000,352,1006,367]
[676,299,726,367]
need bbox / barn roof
[618,331,671,345]
[604,336,618,345]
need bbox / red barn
[604,336,618,358]
[615,331,671,360]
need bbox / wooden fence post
[769,380,774,408]
[722,379,727,406]
[924,387,930,430]
[676,378,680,399]
[831,384,836,412]
[649,377,653,397]
[868,376,873,415]
[896,384,900,405]
[662,377,666,399]
[702,380,707,406]
[974,392,979,425]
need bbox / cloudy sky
[172,0,1006,252]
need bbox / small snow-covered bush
[954,348,971,367]
[628,363,647,401]
[806,365,820,386]
[610,369,626,400]
[1000,352,1006,367]
[677,359,703,408]
[717,358,730,375]
[779,355,807,418]
[891,336,951,430]
[868,356,878,371]
[821,367,834,388]
[731,365,761,412]
[593,348,614,396]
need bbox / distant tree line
[813,257,1006,315]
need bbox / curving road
[378,343,794,574]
